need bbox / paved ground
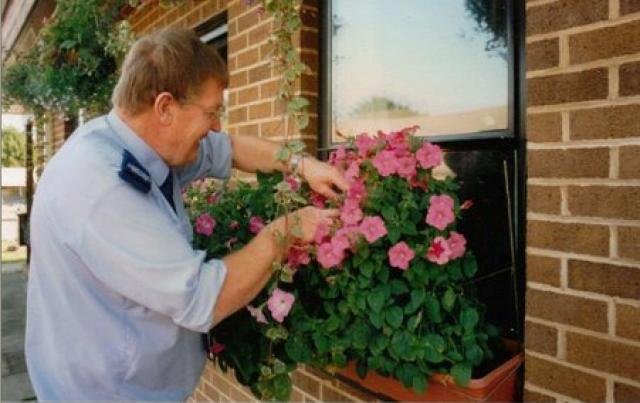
[2,262,36,401]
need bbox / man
[25,28,347,400]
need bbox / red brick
[228,106,247,124]
[527,254,562,287]
[568,186,640,220]
[620,146,640,179]
[237,86,259,104]
[570,20,640,64]
[615,382,640,402]
[527,0,608,36]
[259,42,274,61]
[237,123,259,136]
[528,220,609,256]
[620,61,640,96]
[260,79,280,99]
[526,288,608,331]
[248,63,272,83]
[236,47,259,68]
[566,332,640,382]
[229,71,247,88]
[568,259,640,299]
[528,185,561,214]
[525,320,558,355]
[237,8,259,32]
[621,0,640,15]
[525,354,607,401]
[291,369,321,399]
[528,148,609,179]
[617,303,640,340]
[619,226,640,261]
[248,101,272,119]
[528,112,562,142]
[527,38,560,71]
[321,385,355,402]
[228,33,248,54]
[260,120,284,137]
[528,69,608,106]
[248,21,272,44]
[523,388,556,402]
[571,104,640,141]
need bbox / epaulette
[118,149,151,193]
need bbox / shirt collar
[107,109,170,185]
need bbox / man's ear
[154,92,175,125]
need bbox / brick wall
[525,0,640,401]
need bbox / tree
[351,96,419,118]
[465,0,507,59]
[2,126,26,167]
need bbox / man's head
[112,28,228,166]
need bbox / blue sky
[332,0,508,117]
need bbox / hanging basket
[337,339,523,402]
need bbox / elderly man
[25,28,346,400]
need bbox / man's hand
[297,157,349,200]
[268,206,339,244]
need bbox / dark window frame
[318,0,527,342]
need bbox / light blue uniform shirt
[25,110,232,400]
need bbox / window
[321,0,526,341]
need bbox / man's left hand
[298,157,349,200]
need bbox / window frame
[318,0,527,342]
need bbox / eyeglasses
[183,102,226,122]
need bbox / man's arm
[229,134,349,199]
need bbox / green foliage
[351,96,419,118]
[2,0,137,115]
[186,129,501,400]
[1,127,26,167]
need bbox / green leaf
[460,307,479,331]
[388,228,401,244]
[369,310,384,329]
[442,288,456,312]
[423,345,445,363]
[465,344,484,366]
[295,113,309,130]
[390,279,409,295]
[404,289,425,314]
[361,261,374,278]
[407,311,423,331]
[285,335,311,363]
[367,287,386,313]
[313,333,330,354]
[424,294,442,323]
[381,205,397,221]
[356,359,368,379]
[462,255,478,278]
[275,147,291,162]
[385,306,404,329]
[412,374,427,395]
[451,363,472,387]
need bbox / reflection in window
[331,0,508,143]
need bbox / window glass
[331,0,508,143]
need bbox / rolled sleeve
[78,185,227,332]
[177,131,233,187]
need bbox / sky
[332,0,508,117]
[2,113,30,132]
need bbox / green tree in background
[2,127,26,167]
[351,96,419,118]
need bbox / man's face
[170,77,225,167]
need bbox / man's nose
[210,117,221,132]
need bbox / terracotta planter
[337,341,523,401]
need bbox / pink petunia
[316,242,345,269]
[355,133,377,157]
[340,199,363,226]
[195,213,216,236]
[285,175,300,192]
[328,144,348,167]
[267,288,295,323]
[247,305,268,324]
[347,179,367,203]
[447,231,467,259]
[310,191,327,208]
[426,236,452,265]
[225,237,239,249]
[388,241,415,270]
[207,193,219,204]
[416,143,442,170]
[249,216,265,234]
[372,149,399,177]
[287,246,311,269]
[228,220,240,230]
[396,155,417,179]
[344,160,360,183]
[314,221,331,244]
[426,195,455,231]
[359,216,388,243]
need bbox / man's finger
[320,186,339,200]
[332,172,350,192]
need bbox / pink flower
[347,179,367,202]
[225,237,239,249]
[267,288,295,323]
[249,216,265,234]
[314,222,331,244]
[344,160,360,183]
[285,175,300,191]
[388,242,415,270]
[416,143,442,169]
[340,199,363,226]
[355,133,377,157]
[396,155,417,179]
[372,149,398,177]
[310,191,327,208]
[329,144,348,167]
[426,236,452,265]
[211,343,226,354]
[359,216,388,243]
[331,232,350,252]
[426,195,455,230]
[247,305,268,324]
[447,231,467,259]
[207,193,219,204]
[317,242,345,269]
[228,220,240,230]
[287,246,311,269]
[195,213,216,236]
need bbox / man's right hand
[267,206,339,245]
